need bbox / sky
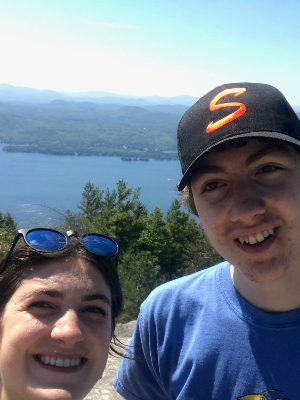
[0,0,300,104]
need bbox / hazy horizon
[0,1,300,104]
[0,82,198,99]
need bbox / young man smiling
[114,83,300,399]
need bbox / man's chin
[234,259,287,284]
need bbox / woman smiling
[0,228,123,400]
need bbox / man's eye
[258,165,280,174]
[203,181,223,192]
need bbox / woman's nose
[51,310,85,346]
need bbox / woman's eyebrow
[20,289,64,301]
[19,290,111,307]
[82,293,111,307]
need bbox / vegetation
[0,101,183,160]
[0,180,223,322]
[0,211,16,259]
[62,180,223,322]
[0,98,298,162]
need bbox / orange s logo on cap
[206,88,247,133]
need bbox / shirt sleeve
[113,306,170,400]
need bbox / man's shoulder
[141,261,229,314]
[149,261,228,295]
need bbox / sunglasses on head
[0,228,119,273]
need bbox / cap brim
[177,131,300,191]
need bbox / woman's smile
[35,354,87,369]
[0,257,112,400]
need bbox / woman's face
[0,257,112,400]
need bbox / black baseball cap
[177,82,300,191]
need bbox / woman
[0,228,122,400]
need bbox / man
[113,83,300,399]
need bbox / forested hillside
[0,84,196,160]
[0,100,186,159]
[0,180,223,322]
[0,84,299,161]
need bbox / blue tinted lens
[82,235,118,257]
[26,230,67,252]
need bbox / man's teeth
[39,355,82,367]
[238,228,275,245]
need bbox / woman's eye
[28,301,53,310]
[84,306,107,316]
[203,181,223,192]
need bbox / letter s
[206,88,247,133]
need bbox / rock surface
[84,320,136,400]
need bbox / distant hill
[0,84,298,161]
[0,83,198,107]
[0,100,183,159]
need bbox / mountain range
[0,83,198,107]
[0,84,299,160]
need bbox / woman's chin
[24,387,89,400]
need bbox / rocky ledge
[84,320,136,400]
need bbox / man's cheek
[203,224,227,248]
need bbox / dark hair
[180,184,198,216]
[179,137,300,216]
[0,238,123,356]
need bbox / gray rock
[84,321,136,400]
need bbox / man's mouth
[35,355,87,368]
[237,228,275,245]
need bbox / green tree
[118,250,160,322]
[62,182,223,322]
[137,206,166,253]
[0,211,17,259]
[160,200,222,280]
[64,180,148,253]
[78,181,104,222]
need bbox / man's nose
[228,181,266,224]
[51,310,85,347]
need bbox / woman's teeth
[39,355,82,367]
[238,228,275,245]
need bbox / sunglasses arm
[0,232,22,274]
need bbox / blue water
[0,145,183,226]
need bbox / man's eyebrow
[194,146,292,179]
[246,146,292,166]
[192,165,226,180]
[82,293,111,307]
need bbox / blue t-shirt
[114,262,300,399]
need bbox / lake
[0,145,183,226]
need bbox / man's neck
[230,264,300,312]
